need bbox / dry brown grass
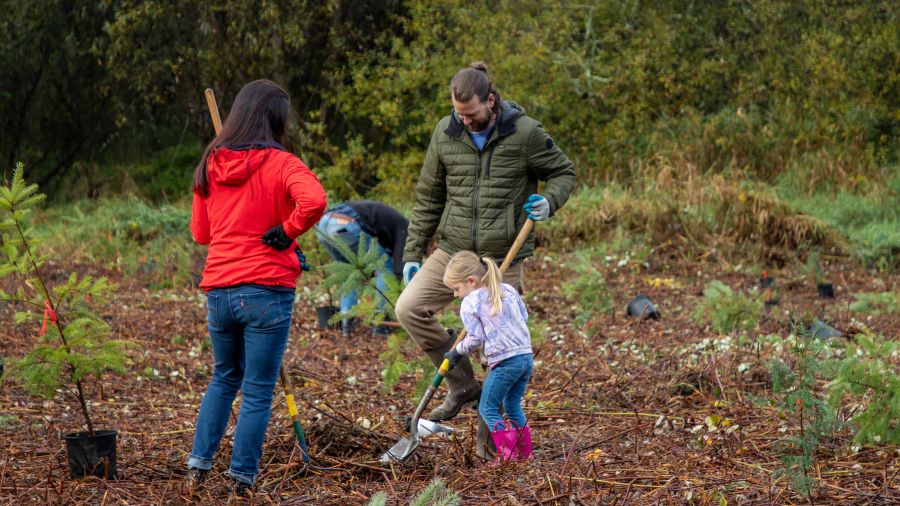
[545,154,840,262]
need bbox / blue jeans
[479,353,533,432]
[315,205,392,314]
[188,286,295,485]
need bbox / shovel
[380,218,535,463]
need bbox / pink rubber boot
[490,421,532,463]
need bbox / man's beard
[466,108,493,133]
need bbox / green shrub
[778,170,900,268]
[544,171,836,264]
[828,326,900,445]
[849,292,899,315]
[561,248,614,325]
[129,142,201,202]
[693,280,762,335]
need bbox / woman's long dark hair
[192,79,291,196]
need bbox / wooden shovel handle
[499,218,534,273]
[205,88,223,135]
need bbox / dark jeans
[188,285,294,485]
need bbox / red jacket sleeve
[190,191,211,245]
[281,158,327,238]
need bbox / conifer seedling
[0,164,131,436]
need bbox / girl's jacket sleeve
[456,296,487,355]
[281,158,327,238]
[515,290,529,323]
[190,191,210,245]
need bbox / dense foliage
[2,1,896,203]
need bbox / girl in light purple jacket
[442,251,533,460]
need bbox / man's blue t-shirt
[468,125,495,152]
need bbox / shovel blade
[380,436,419,463]
[415,418,454,437]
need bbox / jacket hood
[445,100,526,139]
[208,145,283,186]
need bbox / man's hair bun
[470,61,489,74]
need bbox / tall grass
[543,153,898,269]
[31,197,200,289]
[777,162,900,269]
[545,164,835,263]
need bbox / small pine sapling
[768,319,840,498]
[367,478,460,506]
[297,236,337,309]
[313,230,434,393]
[0,164,131,435]
[316,230,400,327]
[804,249,825,284]
[409,478,460,506]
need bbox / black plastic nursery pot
[626,295,660,320]
[817,283,835,299]
[763,287,779,307]
[64,429,118,479]
[315,306,340,329]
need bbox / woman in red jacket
[185,80,326,495]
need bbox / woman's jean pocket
[236,289,293,328]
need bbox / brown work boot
[475,415,497,460]
[425,341,481,422]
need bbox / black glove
[444,348,463,370]
[261,224,293,250]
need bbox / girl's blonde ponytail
[480,256,503,316]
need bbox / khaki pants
[395,249,525,352]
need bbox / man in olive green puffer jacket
[395,62,575,458]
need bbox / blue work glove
[295,249,311,271]
[443,348,463,370]
[262,224,293,250]
[403,261,421,286]
[523,194,550,221]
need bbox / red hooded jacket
[190,147,326,290]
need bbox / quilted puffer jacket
[403,100,575,263]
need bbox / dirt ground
[1,250,898,505]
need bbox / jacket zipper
[472,151,482,252]
[472,144,498,252]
